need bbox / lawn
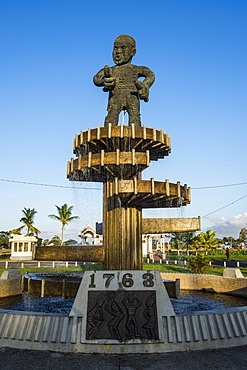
[0,260,246,277]
[0,249,11,260]
[166,249,247,261]
[143,263,247,277]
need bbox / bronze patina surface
[86,290,158,340]
[142,217,201,234]
[93,35,155,126]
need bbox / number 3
[142,273,154,287]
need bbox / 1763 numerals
[89,272,154,289]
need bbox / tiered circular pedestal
[67,124,191,270]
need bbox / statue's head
[112,35,136,65]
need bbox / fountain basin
[0,289,247,315]
[1,271,247,354]
[23,273,181,298]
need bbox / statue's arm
[135,66,155,102]
[93,66,115,91]
[138,66,155,88]
[93,68,105,87]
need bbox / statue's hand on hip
[135,80,149,102]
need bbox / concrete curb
[0,306,247,353]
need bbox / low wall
[0,270,22,298]
[164,279,180,299]
[22,276,178,299]
[34,245,104,262]
[23,277,80,298]
[160,272,247,297]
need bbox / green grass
[143,263,192,274]
[0,254,11,260]
[204,266,224,276]
[0,261,246,278]
[238,267,247,277]
[143,263,247,277]
[167,250,247,261]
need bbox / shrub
[188,254,211,274]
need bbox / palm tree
[19,207,41,235]
[189,236,201,255]
[197,229,220,254]
[48,204,79,245]
[9,226,23,235]
[170,232,196,255]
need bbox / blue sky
[0,0,247,241]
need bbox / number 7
[103,273,115,288]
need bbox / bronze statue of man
[93,35,155,126]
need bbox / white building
[142,234,170,258]
[78,225,103,245]
[9,234,38,260]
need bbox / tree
[197,229,220,254]
[9,227,23,235]
[48,204,79,245]
[0,231,10,248]
[189,236,201,255]
[19,207,41,235]
[222,235,240,248]
[48,235,62,245]
[223,236,235,244]
[170,232,196,253]
[239,228,247,245]
[36,237,43,246]
[63,239,78,246]
[42,238,50,246]
[188,254,211,274]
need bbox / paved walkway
[0,345,247,369]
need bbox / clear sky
[1,0,247,242]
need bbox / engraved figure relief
[87,297,105,338]
[122,291,141,337]
[86,290,158,340]
[142,293,157,339]
[105,292,124,340]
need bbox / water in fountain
[0,293,74,314]
[0,284,246,315]
[172,290,247,314]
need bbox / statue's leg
[127,95,141,126]
[104,97,121,126]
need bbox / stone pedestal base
[70,270,175,343]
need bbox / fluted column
[103,181,142,270]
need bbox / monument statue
[93,35,155,126]
[37,35,200,272]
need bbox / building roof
[78,225,96,238]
